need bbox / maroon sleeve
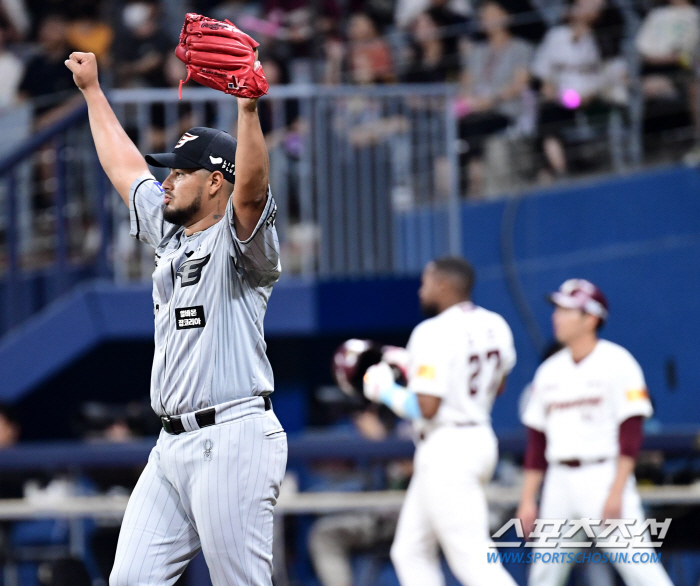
[524,427,548,471]
[619,416,644,458]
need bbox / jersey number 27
[469,350,501,396]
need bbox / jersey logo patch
[175,305,206,330]
[175,132,198,148]
[626,389,649,402]
[417,365,436,380]
[176,254,211,287]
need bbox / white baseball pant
[110,400,287,586]
[391,424,517,586]
[528,460,674,586]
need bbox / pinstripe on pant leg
[110,439,201,586]
[185,412,287,586]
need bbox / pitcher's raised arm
[65,52,150,205]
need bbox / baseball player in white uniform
[516,279,674,586]
[65,52,287,585]
[363,257,518,586]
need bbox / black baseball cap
[145,127,237,184]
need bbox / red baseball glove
[175,13,269,99]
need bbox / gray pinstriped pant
[110,401,287,586]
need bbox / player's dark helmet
[332,340,410,397]
[332,339,384,397]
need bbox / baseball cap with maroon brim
[145,127,237,185]
[547,279,609,321]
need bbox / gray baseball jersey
[128,174,280,416]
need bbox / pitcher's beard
[163,190,202,226]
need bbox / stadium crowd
[0,0,698,188]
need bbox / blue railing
[0,85,466,336]
[0,427,697,471]
[0,82,648,337]
[0,104,114,334]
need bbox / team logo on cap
[175,133,199,148]
[209,156,223,165]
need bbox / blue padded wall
[1,166,698,430]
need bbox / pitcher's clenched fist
[64,52,99,91]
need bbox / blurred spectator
[497,0,547,43]
[636,0,699,142]
[65,4,114,63]
[263,0,340,81]
[78,400,158,441]
[349,0,397,31]
[0,404,23,499]
[456,1,532,195]
[309,508,399,586]
[0,0,30,39]
[531,0,607,176]
[395,0,470,29]
[18,14,81,221]
[323,34,346,84]
[590,1,624,60]
[19,14,79,123]
[424,0,471,73]
[403,5,468,81]
[115,1,170,88]
[75,401,152,580]
[403,12,451,82]
[348,13,394,84]
[0,403,20,448]
[308,406,409,586]
[259,57,300,133]
[636,0,699,70]
[37,559,92,586]
[0,26,24,109]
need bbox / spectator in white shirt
[635,0,700,139]
[395,0,470,29]
[0,27,24,109]
[636,0,699,70]
[531,0,605,175]
[456,1,533,195]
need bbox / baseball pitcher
[65,15,287,586]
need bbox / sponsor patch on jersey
[626,388,649,402]
[153,181,164,193]
[417,365,436,380]
[176,254,211,287]
[545,396,602,415]
[175,305,206,330]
